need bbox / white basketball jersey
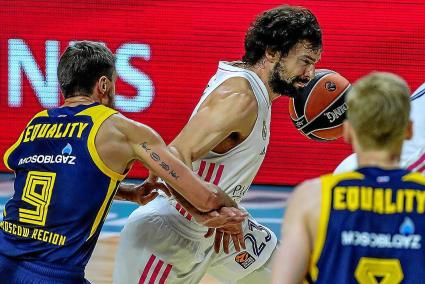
[334,82,425,174]
[190,61,271,203]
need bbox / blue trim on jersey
[411,86,425,101]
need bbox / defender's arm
[117,114,236,212]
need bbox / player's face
[269,41,321,97]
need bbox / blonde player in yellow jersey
[272,72,425,284]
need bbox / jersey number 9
[18,171,56,226]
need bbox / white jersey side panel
[334,82,425,174]
[190,61,271,203]
[402,82,425,172]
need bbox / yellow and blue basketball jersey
[307,167,425,284]
[0,103,125,271]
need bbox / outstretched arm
[117,114,236,212]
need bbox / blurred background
[1,0,424,185]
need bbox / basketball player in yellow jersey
[0,41,245,284]
[272,72,425,284]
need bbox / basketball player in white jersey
[334,82,425,174]
[113,6,322,284]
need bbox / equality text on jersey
[333,186,425,214]
[22,122,89,143]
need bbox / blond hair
[346,72,410,151]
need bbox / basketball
[289,69,351,141]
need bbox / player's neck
[62,95,96,107]
[356,150,401,170]
[244,63,280,103]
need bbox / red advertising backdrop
[1,0,424,185]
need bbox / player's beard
[268,61,310,98]
[105,89,116,109]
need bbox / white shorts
[113,195,277,284]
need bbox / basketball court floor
[0,174,292,283]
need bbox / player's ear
[97,76,109,96]
[405,119,413,140]
[264,48,279,63]
[342,120,352,144]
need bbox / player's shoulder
[291,170,364,204]
[33,109,49,118]
[105,112,135,131]
[106,113,159,142]
[208,77,257,114]
[214,76,256,101]
[287,178,323,224]
[295,177,322,195]
[291,178,322,208]
[96,111,135,141]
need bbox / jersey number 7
[355,257,403,284]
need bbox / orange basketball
[289,69,351,141]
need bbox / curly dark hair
[242,5,322,65]
[58,41,115,98]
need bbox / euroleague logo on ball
[325,81,337,92]
[288,69,351,141]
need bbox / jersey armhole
[76,105,126,181]
[3,110,49,171]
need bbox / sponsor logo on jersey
[376,175,390,183]
[332,186,425,215]
[399,216,415,235]
[18,143,76,165]
[22,122,89,143]
[262,120,267,140]
[231,184,250,200]
[235,251,255,269]
[340,217,421,250]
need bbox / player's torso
[191,61,271,203]
[309,168,425,284]
[0,103,125,268]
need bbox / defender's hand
[116,171,171,205]
[132,181,169,205]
